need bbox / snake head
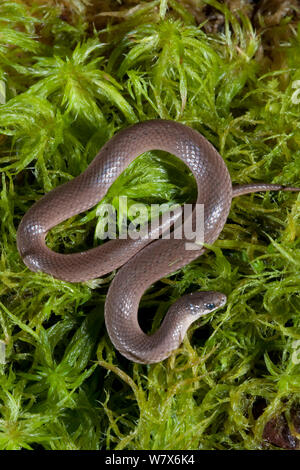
[183,291,227,318]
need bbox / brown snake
[17,120,300,363]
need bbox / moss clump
[0,0,299,450]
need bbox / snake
[16,120,300,364]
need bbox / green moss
[0,0,299,450]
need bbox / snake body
[17,120,299,363]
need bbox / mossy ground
[0,0,299,450]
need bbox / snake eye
[204,303,216,310]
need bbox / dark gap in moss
[138,304,158,335]
[190,321,213,346]
[284,319,293,328]
[252,397,267,419]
